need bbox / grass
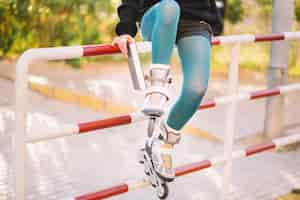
[209,42,300,77]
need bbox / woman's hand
[112,34,135,58]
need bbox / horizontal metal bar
[74,133,300,200]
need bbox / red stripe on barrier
[198,100,216,110]
[82,33,292,57]
[212,38,221,46]
[255,33,285,42]
[175,160,212,177]
[83,45,121,56]
[73,134,300,199]
[78,115,132,133]
[75,184,128,200]
[245,142,276,156]
[75,87,284,133]
[250,88,280,100]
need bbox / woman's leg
[139,0,182,181]
[167,34,211,130]
[141,0,180,64]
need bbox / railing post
[14,53,31,200]
[264,0,294,139]
[222,43,240,200]
[14,47,83,200]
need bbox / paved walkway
[0,63,300,199]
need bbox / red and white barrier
[81,32,300,56]
[26,112,146,143]
[15,31,300,200]
[212,32,300,45]
[75,133,300,200]
[26,83,300,143]
[198,83,300,110]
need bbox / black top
[116,0,223,37]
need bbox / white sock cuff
[150,64,170,70]
[162,117,181,134]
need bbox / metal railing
[14,31,300,200]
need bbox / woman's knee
[158,0,180,25]
[183,79,208,103]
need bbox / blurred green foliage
[256,0,272,17]
[0,0,117,59]
[225,0,243,24]
[0,0,300,70]
[296,0,300,22]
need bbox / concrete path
[1,57,300,200]
[1,76,300,200]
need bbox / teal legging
[141,0,211,130]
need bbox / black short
[176,19,213,43]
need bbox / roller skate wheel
[145,169,150,176]
[138,148,145,164]
[157,183,169,199]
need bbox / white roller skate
[139,63,180,199]
[139,119,181,199]
[139,138,170,199]
[142,64,172,117]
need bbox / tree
[256,0,272,17]
[295,0,300,22]
[0,0,117,58]
[225,0,243,24]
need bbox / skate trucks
[127,42,172,199]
